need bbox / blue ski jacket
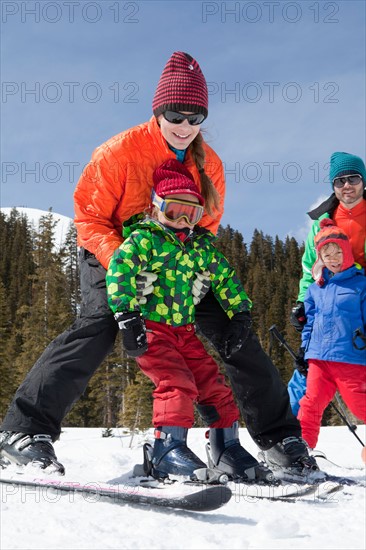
[302,265,366,366]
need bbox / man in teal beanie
[288,151,366,416]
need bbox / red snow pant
[298,359,366,449]
[136,320,240,428]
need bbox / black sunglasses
[163,111,206,126]
[332,174,363,188]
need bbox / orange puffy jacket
[74,116,226,269]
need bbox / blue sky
[1,0,365,244]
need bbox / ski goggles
[162,110,206,126]
[152,191,204,225]
[332,174,363,188]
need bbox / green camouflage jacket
[106,216,251,326]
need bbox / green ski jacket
[107,217,251,327]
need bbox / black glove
[294,347,308,376]
[115,311,148,358]
[290,302,307,333]
[220,311,252,359]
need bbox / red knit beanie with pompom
[153,159,204,205]
[312,218,354,284]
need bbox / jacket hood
[307,193,338,220]
[307,189,366,220]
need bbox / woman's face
[158,113,201,150]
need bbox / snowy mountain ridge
[1,207,74,249]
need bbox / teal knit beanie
[329,152,366,187]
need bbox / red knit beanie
[153,159,205,205]
[152,52,208,119]
[312,218,354,284]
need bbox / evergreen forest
[0,208,354,432]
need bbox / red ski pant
[298,360,366,448]
[136,320,240,428]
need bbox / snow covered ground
[1,425,365,550]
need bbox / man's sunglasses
[152,191,204,225]
[162,111,206,126]
[332,174,363,188]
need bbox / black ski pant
[1,249,300,449]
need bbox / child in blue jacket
[298,219,366,449]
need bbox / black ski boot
[149,426,207,481]
[260,436,323,482]
[0,432,65,474]
[207,422,275,484]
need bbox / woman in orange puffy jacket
[0,52,317,480]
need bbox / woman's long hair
[189,132,220,217]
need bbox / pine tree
[61,223,80,316]
[279,236,305,380]
[120,369,154,431]
[0,280,13,415]
[216,225,248,284]
[13,211,73,386]
[0,210,36,418]
[0,209,35,324]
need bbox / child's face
[156,193,201,230]
[320,243,343,273]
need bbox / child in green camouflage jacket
[106,159,273,484]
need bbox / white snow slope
[1,426,365,550]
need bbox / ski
[0,475,232,512]
[311,451,366,472]
[229,479,344,502]
[230,481,318,501]
[324,473,366,487]
[313,481,345,501]
[129,467,344,503]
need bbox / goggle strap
[151,190,165,210]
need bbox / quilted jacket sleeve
[74,144,126,269]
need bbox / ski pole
[331,394,365,447]
[269,325,298,361]
[268,324,365,448]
